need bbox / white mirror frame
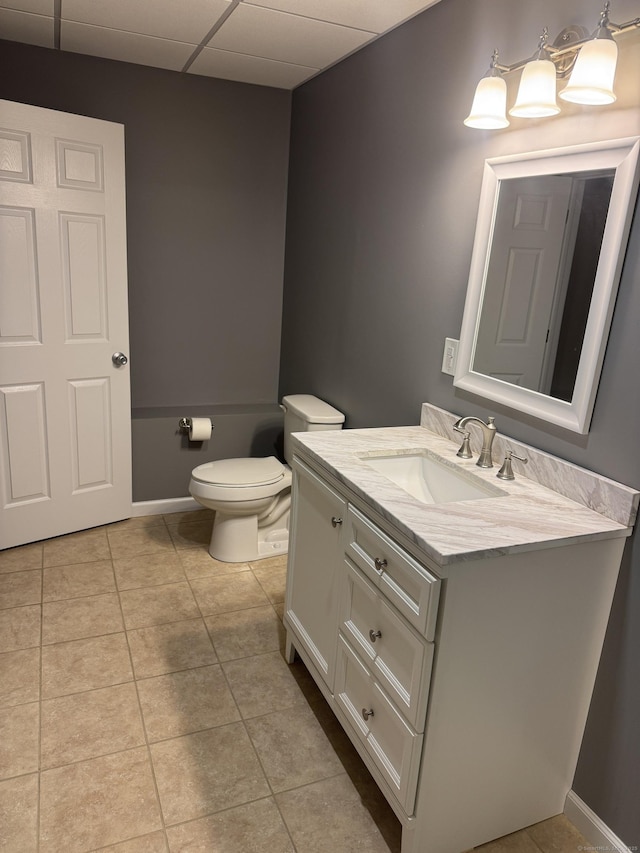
[454,137,640,434]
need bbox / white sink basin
[362,452,505,505]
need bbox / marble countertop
[291,424,636,567]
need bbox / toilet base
[208,510,289,563]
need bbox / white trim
[565,790,634,853]
[131,497,200,517]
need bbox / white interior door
[0,99,131,550]
[472,175,573,391]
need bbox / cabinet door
[285,458,347,690]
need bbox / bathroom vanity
[283,404,638,853]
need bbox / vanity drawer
[340,558,433,730]
[335,634,423,815]
[345,506,440,639]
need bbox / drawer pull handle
[362,707,375,721]
[374,557,387,572]
[331,516,343,528]
[368,629,382,643]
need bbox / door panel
[0,99,131,549]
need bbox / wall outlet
[442,337,459,376]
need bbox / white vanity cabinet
[283,446,631,853]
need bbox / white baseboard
[565,790,633,853]
[132,497,200,517]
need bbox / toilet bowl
[189,395,345,563]
[190,456,292,563]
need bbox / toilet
[189,395,345,562]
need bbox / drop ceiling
[0,0,441,90]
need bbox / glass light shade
[559,37,617,104]
[464,75,509,129]
[509,59,560,117]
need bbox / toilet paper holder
[178,418,192,430]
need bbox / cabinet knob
[331,516,343,528]
[368,629,382,643]
[361,708,375,721]
[374,557,387,572]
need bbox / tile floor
[1,510,593,853]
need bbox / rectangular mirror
[454,137,640,433]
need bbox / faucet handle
[453,426,473,459]
[496,449,528,481]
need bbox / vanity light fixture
[465,2,640,129]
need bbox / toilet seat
[190,456,291,504]
[192,456,285,488]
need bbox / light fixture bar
[493,17,639,73]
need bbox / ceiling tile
[63,0,232,45]
[60,21,196,72]
[242,0,439,35]
[190,46,316,88]
[0,0,53,12]
[0,8,53,47]
[209,4,375,68]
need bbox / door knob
[112,352,128,367]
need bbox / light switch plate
[442,337,459,376]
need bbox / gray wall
[0,40,291,499]
[280,0,640,842]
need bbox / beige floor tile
[42,632,133,699]
[41,682,145,769]
[0,542,43,574]
[0,773,39,852]
[0,647,40,708]
[166,520,213,550]
[0,570,42,610]
[0,702,39,779]
[127,618,217,678]
[205,604,284,661]
[189,572,269,616]
[114,551,186,590]
[43,559,116,601]
[43,527,110,567]
[246,703,345,792]
[98,831,169,852]
[165,797,295,852]
[525,814,592,853]
[120,582,200,629]
[150,722,269,825]
[250,562,287,603]
[40,747,162,853]
[42,592,123,644]
[164,509,213,526]
[137,664,239,741]
[274,601,285,621]
[222,650,307,719]
[178,548,250,580]
[0,605,41,652]
[107,525,176,560]
[276,774,393,853]
[108,515,168,531]
[476,828,545,853]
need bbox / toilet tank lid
[282,395,345,424]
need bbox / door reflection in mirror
[472,170,614,402]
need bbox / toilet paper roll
[188,417,212,441]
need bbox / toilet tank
[282,394,345,464]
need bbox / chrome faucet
[452,415,497,468]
